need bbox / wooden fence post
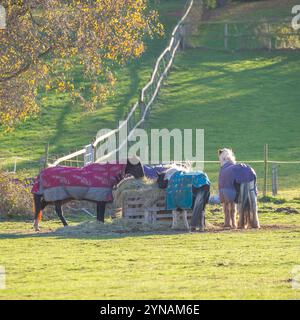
[224,23,228,50]
[268,23,272,51]
[272,164,278,196]
[44,143,49,169]
[263,144,268,197]
[13,157,17,173]
[180,24,187,50]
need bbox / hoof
[190,227,197,233]
[199,228,205,233]
[33,221,40,232]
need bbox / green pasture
[0,197,299,300]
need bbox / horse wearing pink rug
[32,160,144,231]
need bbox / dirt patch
[275,207,299,214]
[3,218,298,238]
[260,224,297,231]
[52,220,299,237]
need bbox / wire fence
[1,155,299,197]
[190,17,300,51]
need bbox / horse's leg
[171,210,178,229]
[230,202,237,229]
[55,201,68,227]
[97,201,106,223]
[183,210,189,230]
[33,194,43,231]
[223,202,231,228]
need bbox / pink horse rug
[31,163,126,202]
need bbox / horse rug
[219,162,257,203]
[166,171,210,210]
[31,163,125,202]
[143,164,168,180]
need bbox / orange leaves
[0,0,162,129]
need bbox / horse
[218,148,260,229]
[31,158,144,231]
[157,165,210,232]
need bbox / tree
[0,0,163,129]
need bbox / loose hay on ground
[55,219,174,236]
[54,218,228,236]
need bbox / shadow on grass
[0,227,191,241]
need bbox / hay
[55,218,173,236]
[55,218,221,236]
[113,177,162,208]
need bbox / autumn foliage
[0,0,163,129]
[0,171,32,217]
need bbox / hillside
[147,0,300,194]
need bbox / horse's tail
[33,194,43,223]
[240,183,250,212]
[239,180,259,228]
[191,185,210,231]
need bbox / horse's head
[157,171,168,189]
[125,157,144,179]
[218,148,236,166]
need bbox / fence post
[268,23,272,51]
[224,23,228,50]
[272,164,278,196]
[43,143,49,169]
[13,157,17,173]
[180,24,187,50]
[263,144,268,197]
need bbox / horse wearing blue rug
[157,166,210,232]
[218,148,260,229]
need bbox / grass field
[0,0,300,300]
[0,197,299,300]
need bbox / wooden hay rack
[122,189,193,224]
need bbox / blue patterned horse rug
[219,162,257,203]
[166,171,210,210]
